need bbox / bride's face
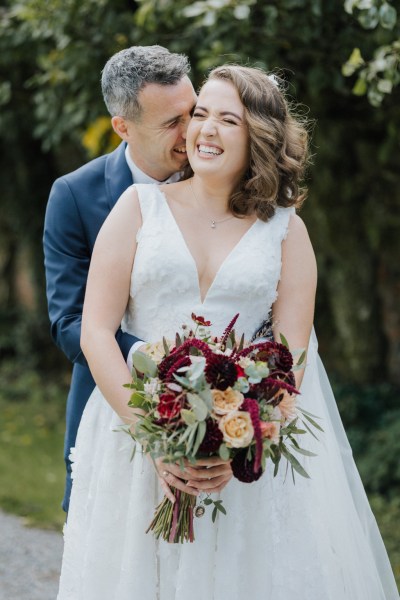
[186,79,249,184]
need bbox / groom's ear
[111,116,130,141]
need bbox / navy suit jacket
[43,141,139,511]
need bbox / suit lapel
[105,141,133,210]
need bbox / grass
[0,361,67,530]
[0,361,399,591]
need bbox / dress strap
[130,183,160,222]
[272,206,296,244]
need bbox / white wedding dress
[57,184,399,600]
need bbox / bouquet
[126,313,321,543]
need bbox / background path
[0,510,62,600]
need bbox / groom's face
[122,76,197,181]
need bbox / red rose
[157,393,183,420]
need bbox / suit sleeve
[43,177,139,367]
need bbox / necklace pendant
[195,505,205,518]
[211,220,216,229]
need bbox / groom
[43,45,197,512]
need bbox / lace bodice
[122,184,294,342]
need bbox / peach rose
[278,391,297,421]
[218,411,254,448]
[212,387,244,415]
[260,421,280,445]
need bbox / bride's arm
[81,187,202,501]
[272,214,317,389]
[81,186,142,422]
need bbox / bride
[57,65,399,599]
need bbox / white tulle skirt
[57,331,399,600]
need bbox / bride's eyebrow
[194,105,242,121]
[220,111,242,121]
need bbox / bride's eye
[192,111,206,118]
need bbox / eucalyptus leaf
[187,392,208,421]
[298,407,319,418]
[132,351,157,378]
[186,424,197,454]
[291,464,296,485]
[296,349,307,366]
[279,332,289,348]
[130,366,138,383]
[129,391,148,409]
[215,500,226,515]
[238,333,245,351]
[179,420,196,439]
[188,357,206,381]
[301,412,324,432]
[290,444,317,457]
[219,443,230,461]
[166,382,182,393]
[198,388,213,410]
[173,374,191,388]
[301,421,319,441]
[162,337,170,356]
[193,420,207,455]
[281,446,310,478]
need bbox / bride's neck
[190,175,234,217]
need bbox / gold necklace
[189,179,235,229]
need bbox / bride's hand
[185,457,233,495]
[152,456,232,501]
[153,456,200,503]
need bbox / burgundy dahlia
[198,418,223,454]
[250,377,298,405]
[231,449,263,483]
[205,354,238,391]
[254,342,293,373]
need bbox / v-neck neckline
[156,186,259,305]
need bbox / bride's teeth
[198,144,222,156]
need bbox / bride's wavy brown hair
[185,65,310,221]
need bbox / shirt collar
[125,146,181,184]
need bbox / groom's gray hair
[101,45,190,121]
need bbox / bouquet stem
[146,487,197,543]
